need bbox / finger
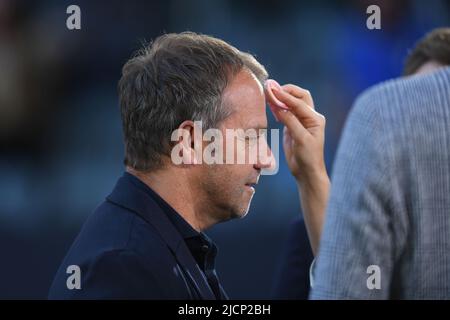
[275,108,310,144]
[283,126,293,150]
[272,87,318,122]
[281,84,315,109]
[265,80,288,110]
[282,126,292,157]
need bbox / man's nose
[254,143,276,171]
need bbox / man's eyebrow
[243,125,268,131]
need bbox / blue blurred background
[0,0,449,299]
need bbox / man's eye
[245,135,259,141]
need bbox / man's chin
[220,204,251,222]
[232,198,254,219]
[214,193,254,222]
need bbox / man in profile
[49,32,276,299]
[48,29,329,300]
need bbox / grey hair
[118,32,268,171]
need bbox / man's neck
[126,166,214,232]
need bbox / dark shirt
[125,172,226,300]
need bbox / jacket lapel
[106,175,216,300]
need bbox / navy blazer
[48,174,225,299]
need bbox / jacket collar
[106,173,216,300]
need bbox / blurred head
[404,28,450,76]
[118,32,273,222]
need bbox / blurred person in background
[278,27,450,299]
[0,0,65,152]
[403,28,450,75]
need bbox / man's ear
[175,120,201,165]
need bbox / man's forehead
[221,70,267,127]
[224,69,264,98]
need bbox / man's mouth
[245,182,258,191]
[245,175,260,191]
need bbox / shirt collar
[124,172,208,241]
